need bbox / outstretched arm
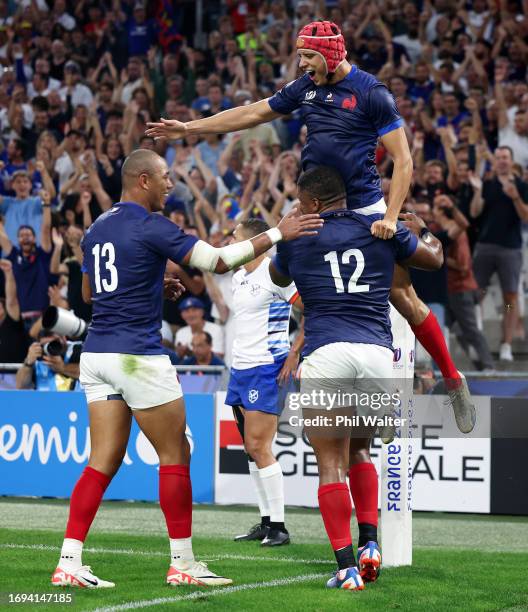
[181,209,323,274]
[146,99,281,139]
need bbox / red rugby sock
[159,464,192,539]
[411,310,459,384]
[349,462,378,526]
[318,482,352,550]
[65,466,111,541]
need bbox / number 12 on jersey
[92,242,119,293]
[324,249,369,294]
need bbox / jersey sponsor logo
[305,90,316,101]
[409,349,414,363]
[326,93,333,102]
[250,284,261,296]
[341,94,357,111]
[393,348,401,362]
[248,389,259,403]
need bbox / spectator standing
[434,195,495,371]
[0,170,54,246]
[59,61,93,109]
[0,189,53,326]
[470,147,528,361]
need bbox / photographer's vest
[34,342,82,392]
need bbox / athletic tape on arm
[189,229,282,272]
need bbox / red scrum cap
[296,21,346,76]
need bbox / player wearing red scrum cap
[146,20,474,440]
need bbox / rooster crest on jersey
[297,20,347,76]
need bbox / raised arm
[494,66,509,130]
[39,190,52,253]
[87,162,112,212]
[146,99,281,139]
[35,161,57,200]
[203,271,230,323]
[49,228,64,275]
[468,172,485,218]
[0,259,20,321]
[0,218,12,256]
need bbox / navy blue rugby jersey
[268,67,403,209]
[81,202,198,354]
[273,210,417,355]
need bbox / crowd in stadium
[0,0,527,386]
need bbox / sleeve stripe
[289,291,300,304]
[378,119,404,137]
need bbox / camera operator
[16,330,81,391]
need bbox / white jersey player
[226,219,303,547]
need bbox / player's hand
[145,118,187,140]
[398,212,426,236]
[277,349,300,386]
[26,342,42,366]
[277,208,323,241]
[163,277,186,301]
[43,354,65,374]
[371,217,397,240]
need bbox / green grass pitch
[1,499,527,611]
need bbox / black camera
[41,339,66,358]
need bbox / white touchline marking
[92,573,329,612]
[0,543,333,565]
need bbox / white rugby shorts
[80,352,183,410]
[354,197,387,216]
[299,342,394,410]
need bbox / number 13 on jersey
[92,242,119,293]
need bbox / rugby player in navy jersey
[146,20,475,435]
[50,149,322,590]
[267,166,444,591]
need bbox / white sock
[259,462,284,523]
[170,537,194,566]
[249,460,270,519]
[59,538,83,571]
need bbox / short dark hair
[297,166,346,204]
[496,145,513,158]
[32,95,49,111]
[18,224,35,236]
[194,331,212,345]
[240,218,270,237]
